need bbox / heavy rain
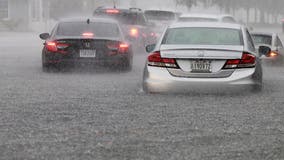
[0,0,284,159]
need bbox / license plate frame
[79,49,96,58]
[191,60,212,73]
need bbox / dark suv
[93,7,157,51]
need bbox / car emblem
[85,42,91,48]
[197,50,205,57]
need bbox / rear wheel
[120,58,132,71]
[42,53,51,72]
[42,62,51,72]
[251,61,263,93]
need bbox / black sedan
[39,18,133,72]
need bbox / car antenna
[87,18,90,24]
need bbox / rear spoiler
[160,44,244,52]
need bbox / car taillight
[119,43,129,53]
[147,51,178,68]
[46,41,69,53]
[223,59,241,69]
[82,32,94,37]
[269,51,278,57]
[46,41,57,52]
[223,52,256,69]
[150,32,157,37]
[130,28,139,37]
[106,9,120,14]
[107,42,129,55]
[238,53,256,68]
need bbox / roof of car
[179,13,234,19]
[59,17,119,23]
[169,22,242,29]
[144,10,175,13]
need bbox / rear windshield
[145,11,176,21]
[163,27,243,45]
[251,34,272,45]
[178,17,218,22]
[119,13,147,25]
[56,22,120,37]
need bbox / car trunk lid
[160,44,244,78]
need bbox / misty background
[0,0,283,32]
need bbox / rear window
[56,22,120,37]
[94,9,147,26]
[178,17,218,22]
[163,27,243,45]
[251,34,272,45]
[145,11,176,21]
[119,13,147,25]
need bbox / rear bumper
[43,51,131,65]
[143,65,261,93]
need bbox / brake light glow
[106,9,120,14]
[107,42,129,55]
[148,51,178,68]
[82,32,94,37]
[269,51,278,57]
[46,41,58,52]
[150,32,157,37]
[238,53,256,68]
[46,41,69,53]
[130,28,138,37]
[223,52,256,69]
[119,43,129,53]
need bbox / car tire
[120,58,132,71]
[42,54,50,72]
[42,62,51,72]
[142,82,149,94]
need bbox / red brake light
[148,51,162,63]
[119,43,129,53]
[223,52,256,69]
[107,42,129,55]
[223,59,241,69]
[130,28,139,37]
[150,32,157,37]
[148,51,178,68]
[46,41,57,52]
[240,53,256,64]
[106,9,120,14]
[46,41,69,53]
[82,32,94,37]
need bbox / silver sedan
[143,22,266,93]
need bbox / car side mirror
[39,33,50,40]
[259,45,271,57]
[146,44,156,53]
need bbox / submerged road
[0,30,284,159]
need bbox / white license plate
[80,50,96,58]
[191,60,211,73]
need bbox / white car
[251,32,284,65]
[178,13,237,23]
[143,22,268,93]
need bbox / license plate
[191,60,211,73]
[80,49,96,58]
